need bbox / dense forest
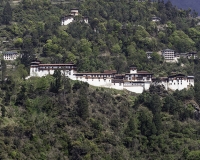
[1,0,200,159]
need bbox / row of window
[164,56,174,58]
[163,52,174,54]
[32,69,71,75]
[169,83,182,85]
[124,83,144,86]
[4,58,15,60]
[39,66,73,69]
[169,80,192,82]
[83,75,113,78]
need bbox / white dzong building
[29,60,194,93]
[29,61,153,93]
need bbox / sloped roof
[4,51,18,55]
[162,49,174,52]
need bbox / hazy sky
[164,0,200,15]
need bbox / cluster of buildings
[28,60,194,94]
[147,49,198,62]
[61,9,88,26]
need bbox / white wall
[61,17,74,25]
[84,18,89,24]
[4,54,19,60]
[124,86,144,93]
[144,82,151,90]
[168,79,188,91]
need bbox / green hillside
[0,0,200,74]
[0,0,200,159]
[1,76,200,159]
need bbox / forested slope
[1,75,200,159]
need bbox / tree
[151,52,160,64]
[1,105,6,117]
[187,151,200,160]
[150,94,162,114]
[16,64,28,80]
[113,56,127,73]
[50,70,61,93]
[21,35,35,66]
[77,95,89,121]
[14,38,23,48]
[63,77,71,94]
[1,59,6,82]
[125,117,137,137]
[15,85,27,106]
[2,2,12,25]
[111,43,121,55]
[163,95,176,113]
[138,109,157,137]
[169,30,195,52]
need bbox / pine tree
[125,117,137,137]
[77,95,89,121]
[2,2,12,25]
[1,105,6,117]
[1,59,6,82]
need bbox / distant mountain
[164,0,200,15]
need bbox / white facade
[70,9,79,16]
[29,61,194,94]
[30,61,77,80]
[3,51,19,60]
[61,16,89,26]
[152,74,194,91]
[151,16,161,22]
[162,49,175,62]
[29,61,153,94]
[61,16,74,26]
[61,9,88,26]
[188,52,198,59]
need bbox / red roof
[126,72,153,75]
[39,64,76,66]
[104,70,117,73]
[74,72,114,75]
